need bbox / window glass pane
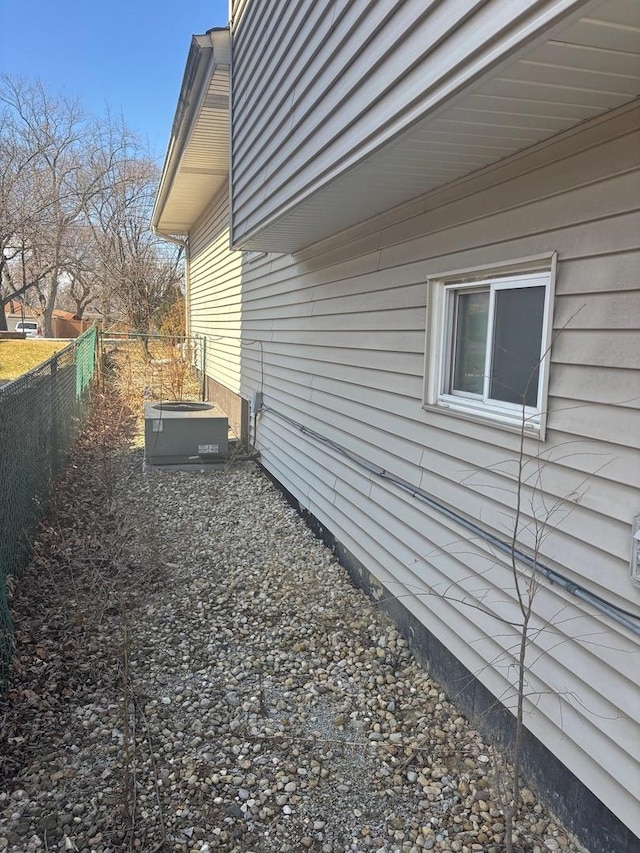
[451,290,489,395]
[490,285,545,407]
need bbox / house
[2,304,96,337]
[152,3,640,851]
[3,300,41,332]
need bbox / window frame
[423,254,557,438]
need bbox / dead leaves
[0,385,140,786]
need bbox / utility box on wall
[144,401,228,466]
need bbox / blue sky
[0,0,229,160]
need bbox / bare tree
[0,75,181,335]
[0,87,56,327]
[85,151,183,334]
[60,227,98,318]
[0,76,86,332]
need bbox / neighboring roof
[152,28,231,239]
[4,301,40,318]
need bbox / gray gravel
[1,459,587,853]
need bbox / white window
[424,256,556,435]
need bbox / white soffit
[153,29,230,238]
[238,0,640,253]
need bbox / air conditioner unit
[144,401,228,466]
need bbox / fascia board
[152,27,230,235]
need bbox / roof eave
[152,27,230,238]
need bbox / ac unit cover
[144,401,229,465]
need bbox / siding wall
[190,187,243,398]
[229,106,640,835]
[229,0,606,245]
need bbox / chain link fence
[99,332,204,402]
[0,326,98,683]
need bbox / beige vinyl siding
[189,187,243,394]
[233,106,640,834]
[229,0,573,242]
[229,0,640,249]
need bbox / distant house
[3,300,40,332]
[152,5,640,851]
[2,304,98,337]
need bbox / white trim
[243,250,268,264]
[537,251,557,437]
[152,29,230,235]
[424,255,557,439]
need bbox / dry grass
[103,339,201,405]
[0,339,69,382]
[99,338,202,443]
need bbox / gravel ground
[1,441,587,853]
